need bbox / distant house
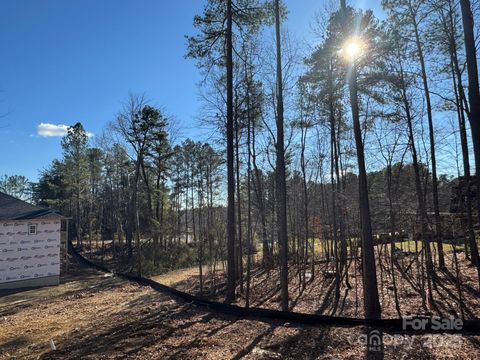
[0,192,66,290]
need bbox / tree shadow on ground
[0,334,29,354]
[164,316,240,359]
[39,298,215,359]
[433,273,476,319]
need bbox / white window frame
[28,223,37,235]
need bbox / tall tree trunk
[451,59,480,270]
[348,60,381,320]
[191,179,196,243]
[440,2,480,268]
[274,0,289,312]
[460,0,480,234]
[225,0,236,303]
[198,179,204,295]
[246,87,252,308]
[410,11,444,268]
[398,58,434,304]
[300,117,309,289]
[386,164,402,317]
[252,121,271,267]
[327,58,346,292]
[140,162,154,229]
[330,104,341,302]
[131,158,142,275]
[235,115,244,291]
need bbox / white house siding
[0,219,61,289]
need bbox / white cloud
[37,123,93,138]
[37,123,69,137]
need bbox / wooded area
[2,0,480,357]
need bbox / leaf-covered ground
[1,258,480,359]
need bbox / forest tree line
[2,0,480,326]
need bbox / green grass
[390,240,468,253]
[253,236,477,257]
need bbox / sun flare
[343,37,364,61]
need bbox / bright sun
[343,37,364,61]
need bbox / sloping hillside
[1,260,479,359]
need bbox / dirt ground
[1,258,480,359]
[87,241,480,320]
[150,252,480,322]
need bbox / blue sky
[0,0,382,180]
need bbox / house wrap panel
[0,219,61,284]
